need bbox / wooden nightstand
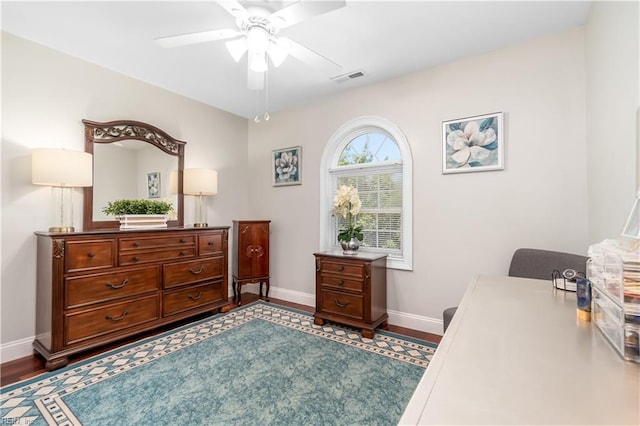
[313,251,387,338]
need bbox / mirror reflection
[93,140,179,221]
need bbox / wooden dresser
[232,220,270,306]
[313,251,387,338]
[34,226,229,370]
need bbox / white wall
[0,32,249,361]
[585,1,640,244]
[247,28,589,333]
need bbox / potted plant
[334,185,363,254]
[102,199,174,229]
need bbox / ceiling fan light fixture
[246,26,269,54]
[249,51,268,72]
[225,38,247,62]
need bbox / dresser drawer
[119,234,196,251]
[163,281,224,317]
[163,257,224,289]
[66,239,115,273]
[64,295,160,345]
[320,275,364,293]
[320,260,365,280]
[199,233,224,256]
[65,266,160,309]
[319,289,364,320]
[119,248,195,266]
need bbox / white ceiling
[1,1,591,119]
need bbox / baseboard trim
[1,336,34,364]
[249,284,444,336]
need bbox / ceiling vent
[331,70,367,83]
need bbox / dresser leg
[314,317,325,326]
[45,356,69,371]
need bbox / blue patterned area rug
[1,302,437,425]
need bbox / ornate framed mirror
[82,119,185,230]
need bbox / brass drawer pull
[188,291,203,300]
[337,266,344,272]
[208,241,215,246]
[133,242,140,247]
[180,238,186,243]
[334,299,349,308]
[179,251,186,256]
[105,278,129,289]
[132,256,139,262]
[338,280,344,286]
[189,266,204,275]
[87,252,96,258]
[106,310,128,321]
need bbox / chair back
[508,248,588,280]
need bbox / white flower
[334,185,361,218]
[447,120,496,167]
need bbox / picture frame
[147,171,160,198]
[442,112,504,174]
[272,146,301,186]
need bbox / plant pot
[340,237,360,255]
[117,214,168,229]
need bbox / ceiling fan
[156,0,346,90]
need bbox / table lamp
[183,168,218,227]
[32,148,93,232]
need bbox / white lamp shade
[32,148,93,187]
[184,168,218,195]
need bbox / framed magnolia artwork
[272,146,301,186]
[147,171,160,198]
[442,112,504,174]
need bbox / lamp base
[193,223,208,228]
[49,226,75,233]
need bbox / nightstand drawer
[163,281,224,316]
[320,275,364,293]
[163,257,224,289]
[320,260,365,280]
[65,266,160,309]
[320,289,364,320]
[66,239,115,273]
[64,295,159,345]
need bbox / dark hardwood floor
[1,293,441,387]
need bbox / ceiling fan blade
[283,37,342,75]
[268,0,346,28]
[156,29,241,48]
[215,0,249,20]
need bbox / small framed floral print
[147,171,160,198]
[272,146,301,186]
[442,112,504,174]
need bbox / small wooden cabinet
[232,220,270,306]
[313,251,388,338]
[34,227,229,370]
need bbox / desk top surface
[400,274,640,425]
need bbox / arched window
[320,117,413,270]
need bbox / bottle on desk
[576,276,592,321]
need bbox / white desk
[400,274,640,425]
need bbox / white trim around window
[319,116,413,270]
